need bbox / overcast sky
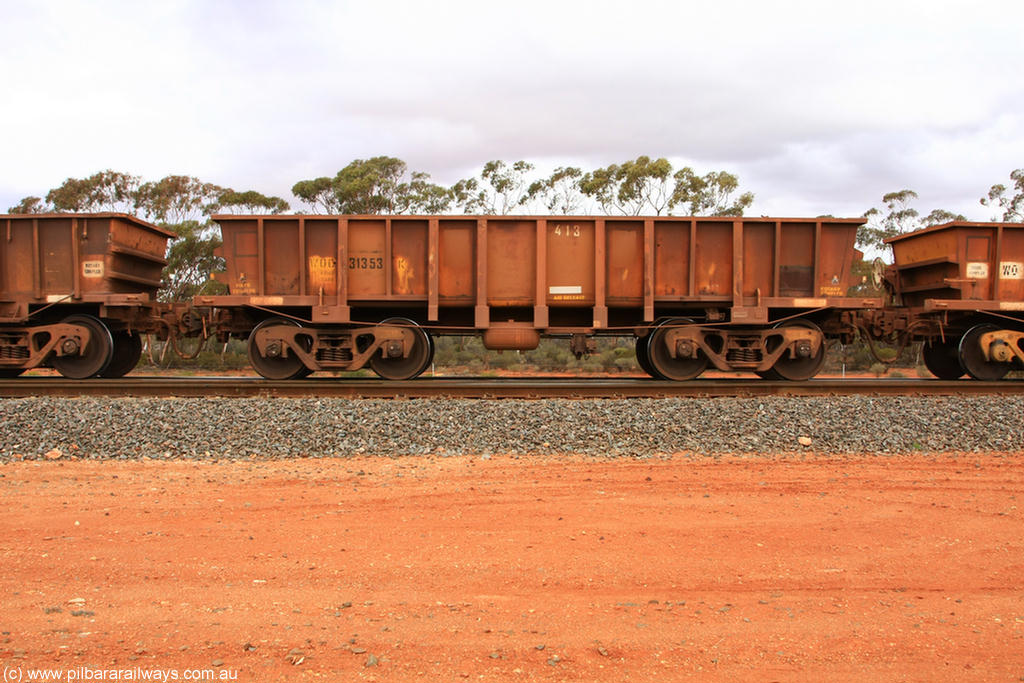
[2,0,1021,220]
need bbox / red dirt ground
[2,454,1022,681]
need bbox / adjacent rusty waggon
[2,211,1022,381]
[881,221,1024,380]
[0,213,176,378]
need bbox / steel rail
[1,377,1022,399]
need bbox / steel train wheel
[634,335,658,378]
[52,315,114,379]
[247,318,310,380]
[958,324,1010,381]
[766,319,826,381]
[101,331,143,378]
[646,318,707,381]
[369,317,433,381]
[922,337,965,380]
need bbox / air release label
[82,261,104,278]
[966,262,989,279]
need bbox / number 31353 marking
[349,257,384,270]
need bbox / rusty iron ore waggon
[2,212,1023,381]
[200,214,883,380]
[879,221,1024,380]
[0,213,179,378]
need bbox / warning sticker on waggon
[82,261,104,278]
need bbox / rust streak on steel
[1,377,1022,399]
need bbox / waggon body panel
[887,221,1024,308]
[0,213,174,321]
[208,214,872,330]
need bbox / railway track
[1,376,1022,399]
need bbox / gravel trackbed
[1,395,1022,460]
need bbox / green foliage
[859,190,966,255]
[482,160,535,212]
[217,189,289,214]
[980,168,1024,222]
[672,168,754,216]
[579,156,754,216]
[292,156,753,218]
[160,220,226,302]
[46,169,141,213]
[291,156,452,214]
[291,177,338,212]
[858,189,920,252]
[527,167,585,213]
[455,160,536,214]
[7,196,45,213]
[448,177,482,213]
[136,175,223,223]
[921,208,966,226]
[580,156,675,215]
[334,156,408,213]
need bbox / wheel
[52,315,114,379]
[922,337,965,380]
[368,317,433,380]
[765,319,826,381]
[100,331,143,378]
[646,318,707,381]
[959,324,1009,381]
[247,318,310,380]
[634,334,658,378]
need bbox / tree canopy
[290,156,758,218]
[857,189,967,254]
[292,157,454,214]
[578,157,754,216]
[980,168,1024,222]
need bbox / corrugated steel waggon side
[201,214,882,380]
[0,213,174,378]
[881,221,1024,380]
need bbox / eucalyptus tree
[672,167,754,216]
[981,169,1024,222]
[527,166,586,214]
[292,157,453,214]
[579,156,675,215]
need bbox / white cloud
[2,0,1022,220]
